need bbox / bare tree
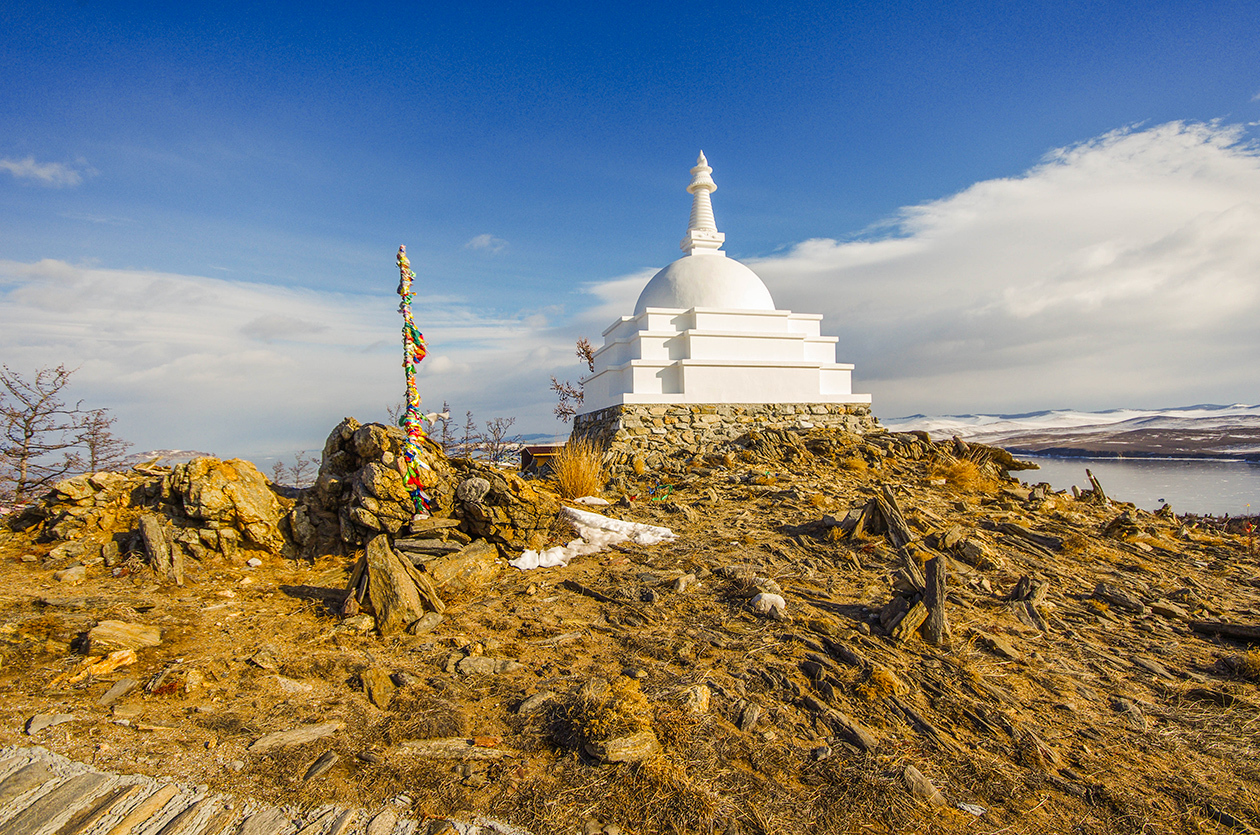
[551,338,595,423]
[483,417,519,466]
[435,400,455,455]
[81,408,132,472]
[457,410,481,459]
[0,365,84,500]
[271,450,316,488]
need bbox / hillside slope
[1,426,1258,834]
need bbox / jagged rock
[362,667,396,709]
[904,765,947,807]
[457,656,523,675]
[88,620,161,653]
[249,721,343,752]
[452,464,562,549]
[168,458,286,552]
[751,592,787,619]
[456,477,491,503]
[365,534,431,635]
[426,540,502,593]
[517,690,557,715]
[298,418,456,555]
[51,474,96,502]
[139,514,182,584]
[585,730,661,763]
[53,565,85,583]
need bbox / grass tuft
[930,458,990,492]
[550,437,605,499]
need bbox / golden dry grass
[1235,651,1260,681]
[930,458,991,492]
[550,437,605,498]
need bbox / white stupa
[580,152,870,412]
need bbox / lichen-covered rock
[296,417,458,557]
[51,474,96,502]
[168,458,286,551]
[451,463,562,550]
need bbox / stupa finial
[681,151,726,255]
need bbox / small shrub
[550,437,605,499]
[1231,651,1260,681]
[931,459,989,492]
[1063,532,1090,554]
[560,678,654,749]
[841,456,868,472]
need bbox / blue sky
[3,1,1260,460]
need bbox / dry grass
[560,678,654,748]
[1229,651,1260,681]
[1063,532,1091,554]
[931,458,990,492]
[854,664,907,702]
[550,437,605,499]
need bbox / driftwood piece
[921,556,951,646]
[1190,621,1260,643]
[891,602,928,643]
[139,514,182,586]
[997,522,1063,552]
[1085,468,1109,504]
[342,554,367,616]
[366,534,430,634]
[877,486,915,549]
[801,695,878,751]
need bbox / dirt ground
[2,429,1259,834]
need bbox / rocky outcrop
[167,458,286,552]
[3,456,293,580]
[291,418,457,558]
[449,461,562,550]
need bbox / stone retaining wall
[572,402,878,457]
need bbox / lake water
[1017,456,1260,517]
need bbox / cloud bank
[0,156,94,187]
[0,260,570,457]
[729,121,1260,418]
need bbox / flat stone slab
[0,746,526,835]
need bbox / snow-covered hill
[885,405,1260,460]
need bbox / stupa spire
[681,151,726,255]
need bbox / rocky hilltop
[1,420,1258,834]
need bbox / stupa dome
[632,151,776,315]
[634,254,775,314]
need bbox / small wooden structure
[520,443,565,474]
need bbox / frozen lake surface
[1018,456,1260,516]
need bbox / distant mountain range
[884,404,1260,461]
[123,449,217,468]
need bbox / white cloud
[0,156,94,187]
[465,233,508,253]
[0,260,573,457]
[734,121,1260,418]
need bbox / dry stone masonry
[573,402,877,458]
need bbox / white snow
[509,506,676,571]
